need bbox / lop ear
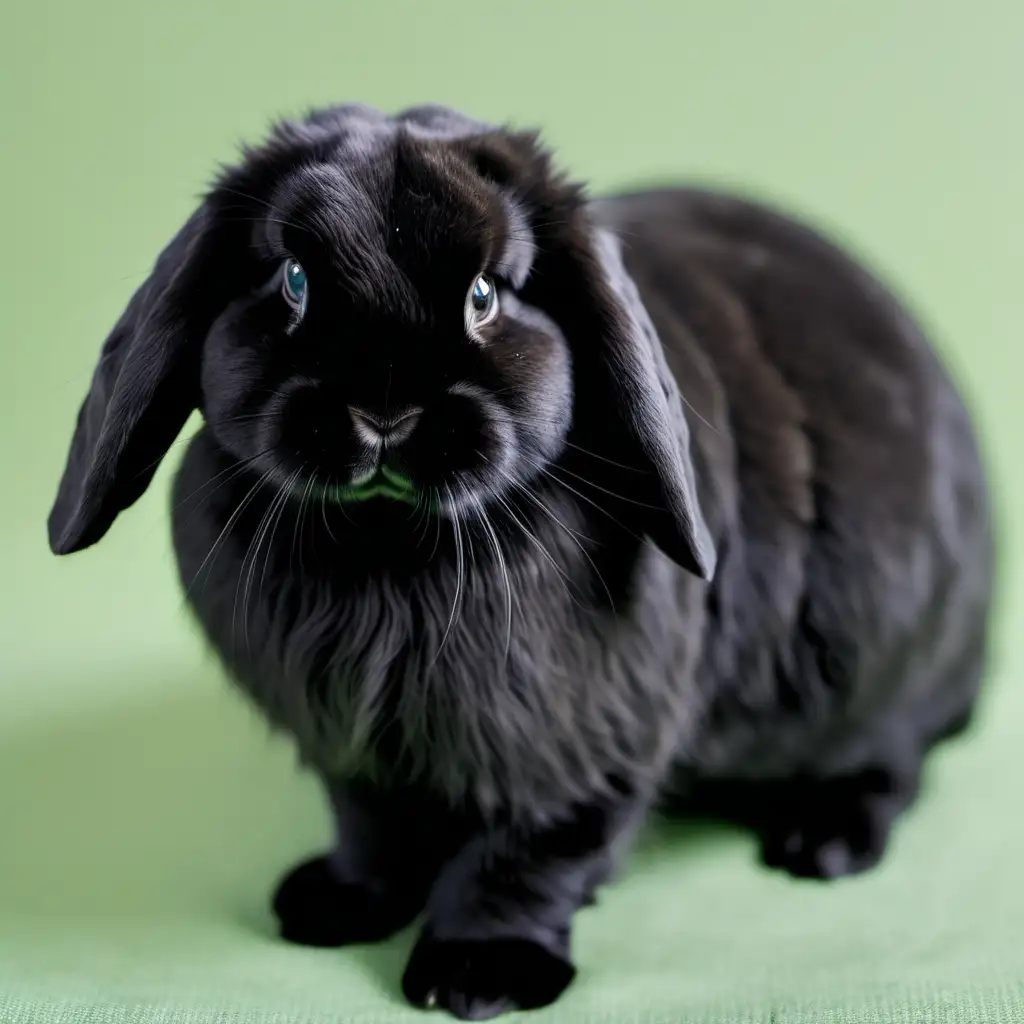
[48,202,240,555]
[544,223,717,580]
[447,128,715,577]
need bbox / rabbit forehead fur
[245,103,535,306]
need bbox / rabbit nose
[348,405,422,447]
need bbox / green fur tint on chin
[334,466,419,506]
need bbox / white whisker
[319,477,340,546]
[186,469,271,599]
[465,487,514,659]
[435,486,465,661]
[238,469,299,651]
[291,471,317,576]
[509,478,616,612]
[541,460,662,513]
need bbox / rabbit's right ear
[48,202,243,555]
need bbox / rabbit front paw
[402,933,576,1020]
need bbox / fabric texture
[3,0,1022,1021]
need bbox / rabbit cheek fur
[49,104,993,1019]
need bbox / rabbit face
[49,104,713,578]
[200,134,572,521]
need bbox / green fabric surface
[2,1,1022,1021]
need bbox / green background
[3,2,1023,1021]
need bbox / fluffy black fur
[49,103,993,1019]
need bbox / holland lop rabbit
[49,104,993,1019]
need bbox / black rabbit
[49,103,993,1019]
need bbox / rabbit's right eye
[281,258,308,316]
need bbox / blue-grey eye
[465,273,498,331]
[282,257,308,314]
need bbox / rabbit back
[596,188,993,779]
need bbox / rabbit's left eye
[465,274,499,334]
[282,257,308,315]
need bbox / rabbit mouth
[334,465,419,505]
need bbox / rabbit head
[48,104,714,579]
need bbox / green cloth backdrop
[2,1,1022,1021]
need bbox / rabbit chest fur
[173,430,707,818]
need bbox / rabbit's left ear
[591,229,717,580]
[48,202,244,555]
[448,128,715,577]
[542,224,717,580]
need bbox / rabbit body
[51,105,992,1019]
